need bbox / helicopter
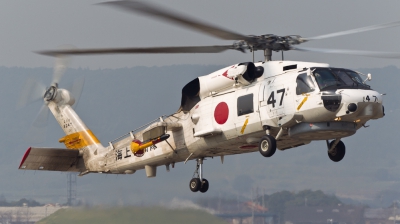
[18,1,400,193]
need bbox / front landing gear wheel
[189,178,201,192]
[199,179,209,193]
[328,140,346,162]
[258,135,277,157]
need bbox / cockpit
[311,67,370,91]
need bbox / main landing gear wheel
[189,158,210,193]
[189,178,201,192]
[258,135,277,157]
[199,179,209,193]
[328,140,346,162]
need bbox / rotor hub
[245,34,306,52]
[44,85,57,101]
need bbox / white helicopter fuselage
[19,60,384,189]
[19,0,395,193]
[88,60,384,177]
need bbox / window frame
[237,94,254,116]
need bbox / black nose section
[321,94,342,112]
[347,103,358,112]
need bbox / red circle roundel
[214,102,229,124]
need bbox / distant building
[212,200,273,224]
[364,208,400,224]
[285,205,365,224]
[0,205,63,224]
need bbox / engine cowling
[198,62,263,99]
[179,62,263,112]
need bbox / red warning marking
[239,145,258,149]
[134,149,144,157]
[132,139,142,145]
[68,139,81,145]
[19,147,32,168]
[222,70,233,80]
[214,102,229,125]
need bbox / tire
[328,140,346,162]
[189,178,201,192]
[199,179,209,193]
[258,135,277,157]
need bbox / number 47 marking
[267,88,285,108]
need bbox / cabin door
[234,87,262,136]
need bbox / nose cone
[336,89,384,120]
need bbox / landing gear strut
[327,139,346,162]
[189,158,209,193]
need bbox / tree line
[0,194,42,207]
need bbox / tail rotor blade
[25,104,50,143]
[32,104,50,128]
[69,77,85,109]
[17,78,46,110]
[51,56,70,85]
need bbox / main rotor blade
[37,45,237,56]
[293,46,400,58]
[99,1,250,41]
[306,20,400,41]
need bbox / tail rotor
[19,56,84,143]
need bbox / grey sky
[1,1,400,69]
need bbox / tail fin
[47,98,103,150]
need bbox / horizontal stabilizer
[19,147,84,172]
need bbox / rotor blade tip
[35,51,59,57]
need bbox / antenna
[262,188,265,212]
[66,173,77,206]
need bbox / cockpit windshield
[312,67,370,91]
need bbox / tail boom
[48,101,102,150]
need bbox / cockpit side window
[346,70,364,84]
[333,69,354,86]
[296,73,315,95]
[331,68,370,89]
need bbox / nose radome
[335,90,384,119]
